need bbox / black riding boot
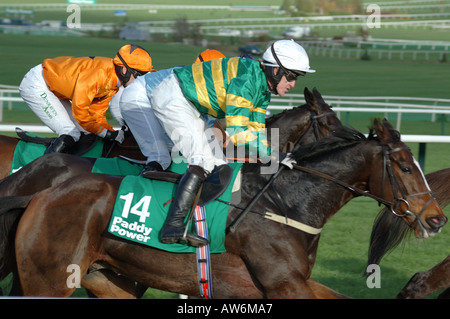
[140,161,164,176]
[45,134,75,154]
[160,165,209,247]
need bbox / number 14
[119,192,152,223]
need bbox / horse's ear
[382,118,394,130]
[304,87,316,109]
[382,118,401,142]
[372,118,392,142]
[312,87,326,105]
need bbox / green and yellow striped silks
[174,57,272,157]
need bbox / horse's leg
[15,176,116,297]
[210,253,265,299]
[306,278,350,299]
[82,268,138,299]
[397,255,450,299]
[227,221,320,298]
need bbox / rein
[293,144,434,224]
[227,129,435,235]
[226,107,332,234]
[291,164,391,207]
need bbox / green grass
[1,33,449,99]
[0,27,449,299]
[1,0,283,24]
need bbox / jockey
[19,44,154,154]
[120,40,314,247]
[118,49,226,173]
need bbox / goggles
[270,44,305,82]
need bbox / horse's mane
[367,207,412,268]
[293,125,366,162]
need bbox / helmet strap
[115,64,133,86]
[116,52,139,78]
[263,65,284,95]
[263,43,292,95]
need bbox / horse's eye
[401,166,412,174]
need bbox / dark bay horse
[0,87,343,298]
[368,167,449,299]
[5,119,447,298]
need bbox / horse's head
[304,87,343,136]
[266,87,343,152]
[368,118,447,239]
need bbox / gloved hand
[280,152,296,169]
[104,128,125,144]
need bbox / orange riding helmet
[114,44,154,83]
[194,49,225,63]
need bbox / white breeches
[120,74,226,173]
[119,76,173,170]
[108,86,126,127]
[149,73,226,173]
[19,64,87,141]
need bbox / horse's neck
[274,141,377,229]
[266,106,312,151]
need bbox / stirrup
[182,231,208,247]
[160,229,208,247]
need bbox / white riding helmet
[262,39,315,74]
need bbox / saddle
[15,127,100,156]
[16,127,233,205]
[137,161,233,206]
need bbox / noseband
[381,145,435,231]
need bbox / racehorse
[368,167,449,299]
[4,118,447,298]
[0,87,343,298]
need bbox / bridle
[380,145,435,230]
[227,122,436,234]
[292,143,435,231]
[286,107,335,149]
[226,105,336,233]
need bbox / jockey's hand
[104,129,125,144]
[280,152,296,169]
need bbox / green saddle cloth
[12,139,242,254]
[103,160,242,254]
[10,139,104,174]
